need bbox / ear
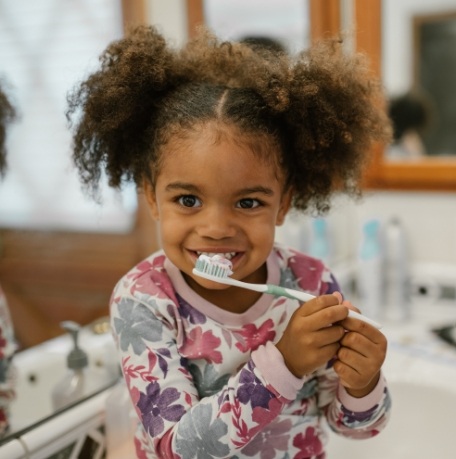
[276,188,293,226]
[143,180,160,221]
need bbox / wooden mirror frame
[187,0,456,191]
[355,0,456,191]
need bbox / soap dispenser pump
[51,320,89,411]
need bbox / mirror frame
[355,0,456,191]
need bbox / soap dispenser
[385,217,411,321]
[356,219,384,321]
[51,321,90,411]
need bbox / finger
[339,331,376,358]
[316,305,351,329]
[298,293,342,316]
[342,300,360,314]
[340,332,387,369]
[337,346,368,370]
[341,317,387,344]
[311,325,346,347]
[319,342,342,364]
[336,347,383,387]
[333,359,363,388]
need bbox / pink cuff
[337,373,387,411]
[251,341,308,400]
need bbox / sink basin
[325,379,456,459]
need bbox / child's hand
[275,293,349,378]
[333,301,387,397]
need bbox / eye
[237,198,261,209]
[177,195,202,208]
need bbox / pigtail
[67,26,185,197]
[282,40,392,212]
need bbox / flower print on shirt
[296,378,318,401]
[234,319,276,353]
[237,364,274,409]
[177,294,206,324]
[279,266,302,291]
[180,326,222,363]
[113,298,163,354]
[175,403,230,459]
[240,418,292,459]
[137,380,185,437]
[292,426,323,459]
[341,403,379,426]
[188,362,230,398]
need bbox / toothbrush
[193,254,382,329]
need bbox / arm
[278,256,391,439]
[110,291,299,458]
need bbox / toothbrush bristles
[195,255,232,278]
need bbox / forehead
[159,122,284,179]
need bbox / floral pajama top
[110,244,391,459]
[0,286,17,435]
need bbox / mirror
[357,0,456,190]
[0,0,156,444]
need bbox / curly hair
[0,81,16,178]
[67,25,391,213]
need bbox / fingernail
[333,291,343,304]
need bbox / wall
[277,191,456,267]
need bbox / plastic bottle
[105,378,137,459]
[384,217,411,321]
[356,219,384,321]
[309,218,331,264]
[51,321,109,411]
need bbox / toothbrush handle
[265,284,315,302]
[266,285,382,329]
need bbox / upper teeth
[197,251,236,260]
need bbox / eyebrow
[165,182,274,196]
[236,186,274,197]
[165,182,200,193]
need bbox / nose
[196,206,237,239]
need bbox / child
[0,80,18,435]
[68,26,392,459]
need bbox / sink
[9,326,118,432]
[325,379,456,459]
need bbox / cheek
[159,213,188,241]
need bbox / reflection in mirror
[204,0,310,54]
[382,0,456,161]
[0,0,149,447]
[0,0,134,230]
[414,11,456,157]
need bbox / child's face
[145,123,291,294]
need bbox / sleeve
[110,287,299,459]
[317,364,391,439]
